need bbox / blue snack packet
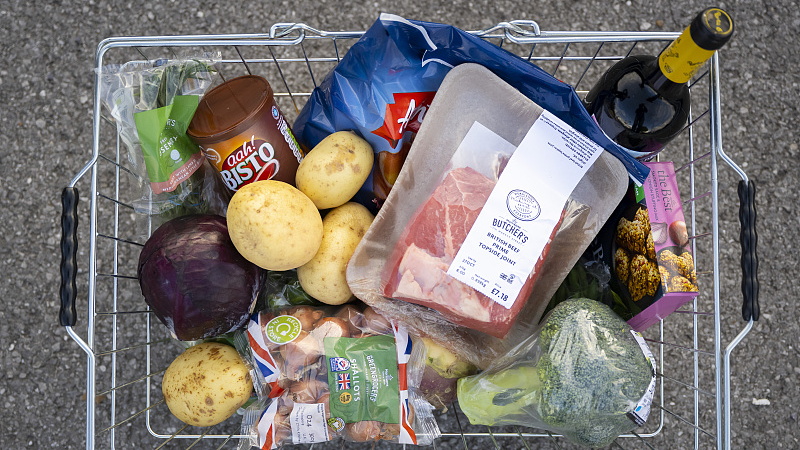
[292,14,649,212]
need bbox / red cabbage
[138,214,263,341]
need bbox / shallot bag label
[324,334,400,424]
[447,111,604,309]
[289,402,331,444]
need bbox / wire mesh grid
[62,20,753,450]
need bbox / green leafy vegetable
[542,258,632,322]
[155,59,217,108]
[135,58,223,220]
[258,270,321,310]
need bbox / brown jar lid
[188,75,273,144]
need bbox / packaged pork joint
[346,64,632,368]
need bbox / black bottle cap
[690,7,734,50]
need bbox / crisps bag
[292,13,649,212]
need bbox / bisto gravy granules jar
[187,75,304,192]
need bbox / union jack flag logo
[337,373,351,390]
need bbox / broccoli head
[457,298,655,448]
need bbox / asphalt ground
[1,0,797,449]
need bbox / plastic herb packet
[456,298,657,448]
[97,54,230,230]
[346,63,630,369]
[235,304,439,448]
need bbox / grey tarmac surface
[0,0,797,449]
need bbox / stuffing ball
[614,247,631,283]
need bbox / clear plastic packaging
[257,270,322,310]
[97,54,230,231]
[346,64,630,368]
[236,304,439,448]
[540,256,624,321]
[456,298,657,448]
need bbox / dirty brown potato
[162,342,252,427]
[227,180,323,271]
[295,131,374,209]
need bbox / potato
[162,342,252,427]
[298,202,374,305]
[295,131,374,209]
[227,180,323,270]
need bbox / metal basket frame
[61,20,755,450]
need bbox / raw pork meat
[381,166,554,338]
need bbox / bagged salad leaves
[457,298,657,448]
[97,54,230,229]
[292,14,649,213]
[235,304,439,448]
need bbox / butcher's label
[447,111,604,309]
[290,402,331,444]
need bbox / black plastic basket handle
[60,187,79,327]
[738,180,759,321]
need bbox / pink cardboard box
[581,161,700,331]
[624,161,698,331]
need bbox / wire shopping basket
[60,19,758,450]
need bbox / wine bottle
[583,7,734,160]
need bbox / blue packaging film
[292,14,649,212]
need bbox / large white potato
[162,342,252,427]
[227,180,323,270]
[295,131,374,209]
[298,202,374,305]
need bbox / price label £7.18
[491,288,509,302]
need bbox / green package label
[264,315,302,344]
[134,95,202,193]
[324,335,400,424]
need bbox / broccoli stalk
[457,298,655,448]
[456,361,542,425]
